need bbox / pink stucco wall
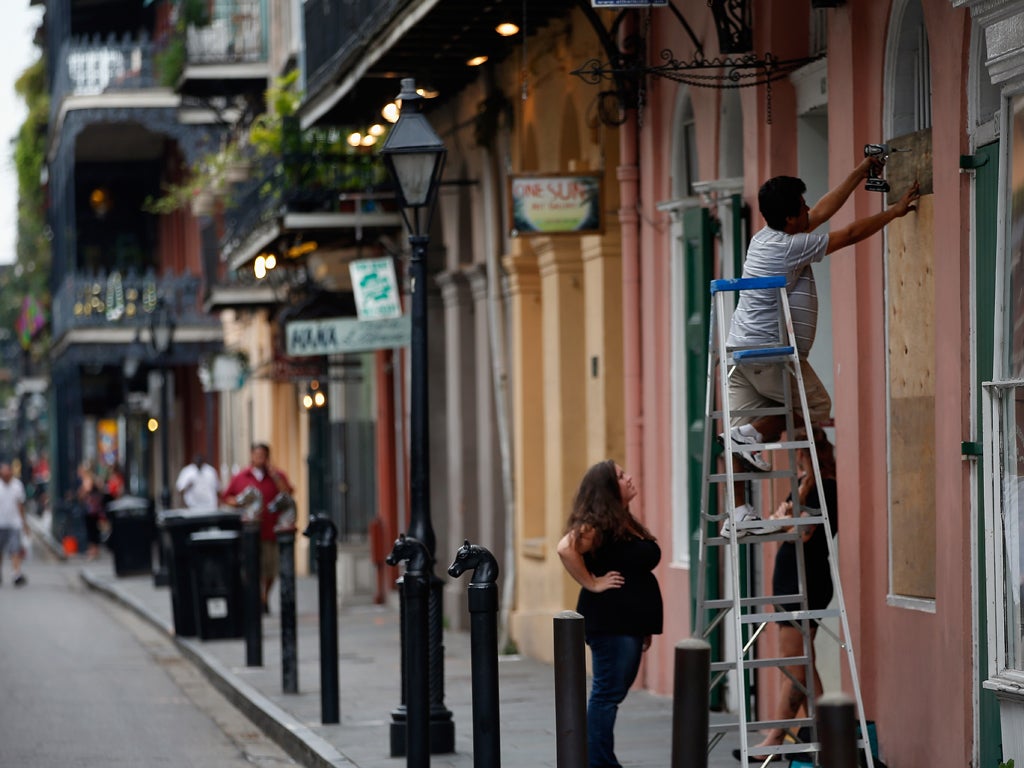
[628,2,977,765]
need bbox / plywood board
[885,129,933,203]
[887,192,936,599]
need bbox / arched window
[889,0,932,137]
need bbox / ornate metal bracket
[572,0,821,125]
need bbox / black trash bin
[189,530,243,640]
[106,495,154,577]
[158,508,242,637]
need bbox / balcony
[51,33,159,128]
[180,0,269,97]
[217,148,402,276]
[52,270,220,347]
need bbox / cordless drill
[864,143,910,193]
[863,143,891,193]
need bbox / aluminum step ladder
[694,275,873,767]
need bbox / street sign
[286,316,411,356]
[349,257,402,320]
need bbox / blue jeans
[586,633,644,768]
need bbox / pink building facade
[614,2,1024,766]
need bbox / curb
[79,570,357,768]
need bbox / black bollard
[387,534,431,768]
[304,514,339,724]
[671,638,710,768]
[448,541,501,768]
[816,693,859,768]
[241,519,263,667]
[277,522,298,694]
[553,610,588,768]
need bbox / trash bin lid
[159,507,242,528]
[189,529,241,544]
[106,495,151,513]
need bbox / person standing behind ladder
[720,157,920,537]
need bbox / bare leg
[752,623,820,751]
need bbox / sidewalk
[61,531,741,768]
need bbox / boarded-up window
[886,0,935,600]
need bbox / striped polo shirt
[726,226,829,358]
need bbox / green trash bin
[158,508,242,637]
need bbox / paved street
[0,551,296,767]
[15,522,744,768]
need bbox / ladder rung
[732,347,795,363]
[709,717,814,734]
[707,470,798,483]
[710,655,811,672]
[741,608,840,624]
[707,530,802,546]
[705,513,828,530]
[710,275,787,293]
[701,591,807,611]
[721,439,813,453]
[711,406,790,419]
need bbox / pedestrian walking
[222,443,294,612]
[0,461,29,586]
[77,463,105,561]
[557,460,663,768]
[175,454,220,510]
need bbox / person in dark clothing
[739,427,837,762]
[557,460,664,768]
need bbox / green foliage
[155,0,211,88]
[6,51,50,378]
[997,759,1014,768]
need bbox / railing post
[553,610,587,768]
[276,522,298,694]
[672,638,710,768]
[303,513,339,723]
[448,541,501,768]
[816,693,859,768]
[387,534,431,768]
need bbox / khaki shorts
[261,539,280,583]
[727,358,831,426]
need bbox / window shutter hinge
[961,440,984,457]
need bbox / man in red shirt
[223,442,294,612]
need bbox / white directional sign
[349,257,402,320]
[286,316,411,356]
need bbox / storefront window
[986,92,1024,678]
[1009,94,1024,377]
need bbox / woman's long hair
[565,459,654,549]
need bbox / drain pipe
[618,14,643,499]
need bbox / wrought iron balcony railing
[50,33,158,127]
[186,0,267,65]
[52,270,219,341]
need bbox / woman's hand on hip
[590,570,624,592]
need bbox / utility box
[189,529,243,640]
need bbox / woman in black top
[740,427,837,762]
[557,460,663,768]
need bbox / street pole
[406,232,455,753]
[160,364,171,512]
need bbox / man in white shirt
[175,455,220,509]
[0,461,29,586]
[720,160,920,537]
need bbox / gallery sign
[349,257,402,320]
[509,173,602,235]
[286,316,411,357]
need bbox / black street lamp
[380,77,454,759]
[146,298,176,512]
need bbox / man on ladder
[721,160,920,536]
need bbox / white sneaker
[727,427,772,472]
[720,504,771,538]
